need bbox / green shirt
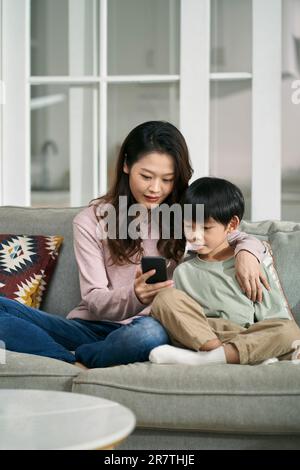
[173,247,291,327]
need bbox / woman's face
[123,152,175,209]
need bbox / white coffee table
[0,389,136,450]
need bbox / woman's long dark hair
[90,121,193,265]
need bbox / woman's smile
[144,195,160,202]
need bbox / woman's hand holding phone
[134,268,174,305]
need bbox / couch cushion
[72,361,300,434]
[0,350,80,392]
[0,207,83,317]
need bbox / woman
[0,121,268,368]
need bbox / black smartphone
[141,256,167,284]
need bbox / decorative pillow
[260,240,294,321]
[0,234,63,308]
[268,231,300,326]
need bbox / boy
[149,177,300,365]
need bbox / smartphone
[141,256,167,284]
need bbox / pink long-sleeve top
[66,204,266,325]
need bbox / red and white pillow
[0,234,63,308]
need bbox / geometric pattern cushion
[0,234,63,309]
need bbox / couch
[1,206,300,450]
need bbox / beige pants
[150,288,300,365]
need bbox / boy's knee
[152,287,173,309]
[153,286,187,304]
[279,320,300,343]
[151,287,182,317]
[266,321,300,357]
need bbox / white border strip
[0,0,3,205]
[210,72,252,81]
[25,0,30,206]
[180,0,210,180]
[252,0,282,221]
[29,75,180,85]
[92,0,99,199]
[2,0,30,206]
[107,75,180,83]
[99,0,107,195]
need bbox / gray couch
[1,206,300,450]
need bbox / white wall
[1,0,29,206]
[0,0,3,205]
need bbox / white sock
[149,344,226,365]
[261,357,279,365]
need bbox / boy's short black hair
[183,177,245,225]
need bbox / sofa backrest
[0,207,300,325]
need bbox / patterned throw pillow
[0,234,63,308]
[261,240,294,320]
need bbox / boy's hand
[134,268,174,305]
[235,250,271,303]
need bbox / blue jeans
[0,297,170,368]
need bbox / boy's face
[184,217,233,256]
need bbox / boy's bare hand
[235,250,270,303]
[134,268,174,305]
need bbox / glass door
[30,0,100,207]
[281,0,300,222]
[30,0,180,208]
[1,0,286,222]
